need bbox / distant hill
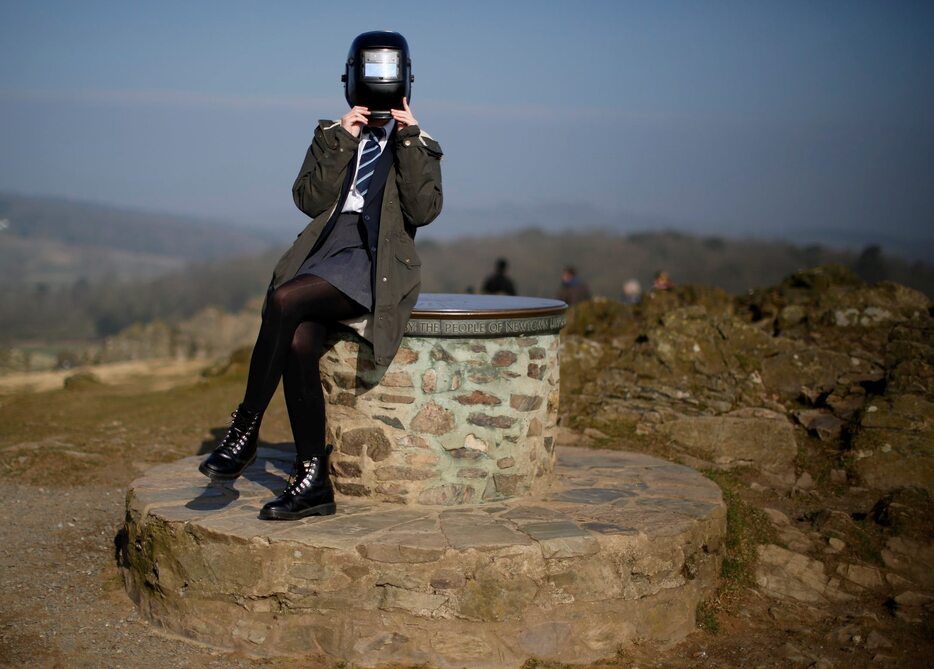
[246,201,934,264]
[0,193,282,285]
[420,204,934,265]
[2,226,932,345]
[416,228,934,300]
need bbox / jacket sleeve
[393,125,444,228]
[292,120,359,218]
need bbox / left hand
[340,105,370,138]
[390,97,418,130]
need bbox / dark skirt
[294,212,373,311]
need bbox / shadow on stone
[235,443,300,495]
[113,526,129,567]
[185,481,240,511]
[549,487,633,504]
[352,334,389,392]
[320,328,390,407]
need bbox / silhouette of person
[854,245,887,284]
[482,258,517,296]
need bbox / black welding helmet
[342,31,413,120]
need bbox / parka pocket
[391,245,421,298]
[393,229,421,269]
[394,248,421,269]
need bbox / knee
[266,286,304,327]
[290,322,324,360]
[266,286,290,317]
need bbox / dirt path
[0,481,274,669]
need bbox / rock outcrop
[561,265,934,631]
[561,265,933,495]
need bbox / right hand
[340,106,370,138]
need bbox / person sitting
[198,31,443,522]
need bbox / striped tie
[354,126,385,197]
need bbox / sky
[1,0,932,247]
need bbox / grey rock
[662,414,797,480]
[755,544,851,603]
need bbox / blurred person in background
[482,257,517,296]
[557,265,591,306]
[653,270,673,291]
[621,278,642,304]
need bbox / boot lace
[216,408,257,457]
[285,458,318,496]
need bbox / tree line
[2,230,931,345]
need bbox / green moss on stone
[701,469,777,591]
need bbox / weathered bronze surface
[407,293,567,337]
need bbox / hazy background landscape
[1,1,932,363]
[2,190,931,348]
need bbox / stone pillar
[320,294,567,505]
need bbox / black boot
[259,445,336,520]
[198,404,263,480]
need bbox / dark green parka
[262,120,443,366]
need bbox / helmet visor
[362,49,401,80]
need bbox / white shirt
[341,119,395,213]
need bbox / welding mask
[342,31,413,120]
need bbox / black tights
[241,274,366,459]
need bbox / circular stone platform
[122,446,725,668]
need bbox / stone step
[122,446,725,668]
